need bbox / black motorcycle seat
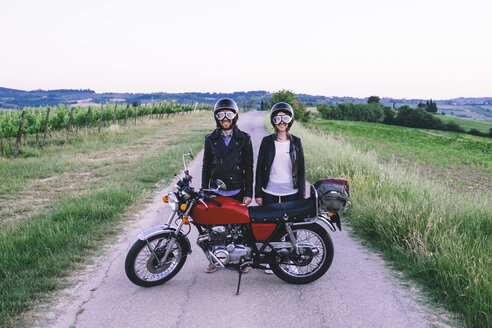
[248,197,316,223]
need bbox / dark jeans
[262,191,298,205]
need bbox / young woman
[255,102,306,206]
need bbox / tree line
[317,98,492,138]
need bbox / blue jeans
[262,191,298,205]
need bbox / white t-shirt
[263,140,298,196]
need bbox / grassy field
[438,115,492,134]
[291,119,491,327]
[2,111,490,326]
[0,111,214,327]
[307,120,492,192]
[438,104,492,121]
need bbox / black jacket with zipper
[201,127,254,197]
[255,133,306,199]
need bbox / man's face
[218,110,234,130]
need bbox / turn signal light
[163,195,169,203]
[329,212,335,217]
[182,216,190,225]
[180,204,188,211]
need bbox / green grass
[438,104,492,122]
[289,120,492,327]
[0,112,213,327]
[438,115,492,134]
[308,120,492,191]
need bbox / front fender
[138,225,192,255]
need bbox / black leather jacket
[202,127,254,197]
[255,133,306,199]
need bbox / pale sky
[1,0,491,99]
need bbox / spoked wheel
[270,223,334,284]
[125,233,187,287]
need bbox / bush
[469,128,484,136]
[383,106,396,124]
[367,95,380,104]
[270,90,305,121]
[393,106,443,130]
[301,110,313,122]
[316,104,341,120]
[443,121,465,133]
[317,102,384,122]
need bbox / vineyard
[0,102,213,158]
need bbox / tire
[270,223,334,284]
[125,233,188,287]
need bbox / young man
[201,98,253,273]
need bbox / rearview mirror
[216,179,227,191]
[182,148,194,171]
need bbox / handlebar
[174,173,222,207]
[202,195,222,207]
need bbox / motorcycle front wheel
[125,233,187,287]
[270,223,334,284]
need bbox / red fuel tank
[190,196,250,225]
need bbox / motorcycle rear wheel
[125,233,187,287]
[270,223,334,284]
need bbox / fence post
[124,104,129,126]
[13,110,26,158]
[132,102,139,126]
[85,106,91,136]
[98,104,104,133]
[113,104,117,124]
[43,107,51,145]
[66,107,74,143]
[1,110,5,155]
[149,103,154,120]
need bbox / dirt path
[35,111,454,328]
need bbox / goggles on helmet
[272,115,292,125]
[215,111,236,121]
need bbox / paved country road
[39,111,451,328]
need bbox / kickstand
[235,269,243,295]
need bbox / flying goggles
[215,111,236,120]
[273,115,292,125]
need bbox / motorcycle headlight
[167,192,179,211]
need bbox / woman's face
[274,111,288,132]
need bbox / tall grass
[291,122,491,327]
[308,120,492,192]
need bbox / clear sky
[1,0,491,99]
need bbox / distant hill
[1,87,491,120]
[0,87,96,108]
[0,87,272,110]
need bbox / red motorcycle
[125,150,347,294]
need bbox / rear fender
[138,225,192,255]
[292,216,336,232]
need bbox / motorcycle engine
[198,225,251,265]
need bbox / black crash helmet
[214,98,239,127]
[270,102,294,129]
